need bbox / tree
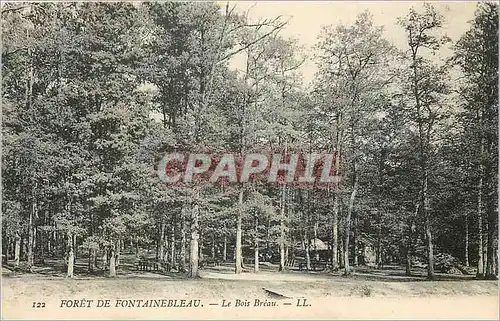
[454,2,498,279]
[315,11,395,274]
[397,3,451,280]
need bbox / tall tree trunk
[116,239,121,268]
[279,184,286,272]
[254,215,259,273]
[171,214,176,271]
[353,214,358,266]
[332,192,339,271]
[199,231,204,266]
[305,229,311,271]
[406,217,416,276]
[180,209,186,272]
[331,135,341,271]
[235,188,243,274]
[410,41,435,280]
[465,212,469,267]
[109,242,116,277]
[344,172,358,275]
[47,233,51,257]
[163,231,169,264]
[20,236,25,262]
[405,248,412,276]
[477,142,485,278]
[376,210,383,268]
[27,199,35,271]
[190,200,199,278]
[211,236,216,259]
[102,249,108,269]
[223,234,227,262]
[73,234,77,261]
[159,220,165,262]
[304,191,311,271]
[135,236,139,258]
[89,248,97,272]
[67,233,74,278]
[14,231,20,267]
[423,173,434,279]
[339,238,344,268]
[485,186,497,279]
[38,229,44,264]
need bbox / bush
[434,253,459,273]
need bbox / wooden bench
[299,260,329,271]
[201,258,223,268]
[136,260,160,271]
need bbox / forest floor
[2,254,498,319]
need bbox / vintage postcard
[1,1,498,320]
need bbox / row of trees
[2,2,498,279]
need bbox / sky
[229,1,478,86]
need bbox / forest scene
[1,1,498,319]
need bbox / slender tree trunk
[353,214,358,266]
[223,235,227,262]
[485,223,495,278]
[465,212,469,267]
[303,189,311,270]
[410,43,435,280]
[254,215,259,273]
[332,193,339,271]
[155,239,159,261]
[27,200,35,271]
[344,173,358,275]
[180,209,186,272]
[405,248,412,276]
[163,232,169,265]
[170,214,176,271]
[89,249,97,272]
[313,222,318,252]
[199,231,204,266]
[331,140,341,271]
[14,231,20,267]
[102,247,108,270]
[109,243,116,277]
[47,233,51,257]
[51,230,56,257]
[279,186,286,272]
[423,173,434,279]
[406,217,416,276]
[477,139,485,278]
[305,229,311,271]
[159,220,165,262]
[39,229,44,264]
[339,238,344,267]
[485,186,497,279]
[190,199,199,278]
[285,245,289,267]
[235,188,243,274]
[211,235,215,259]
[73,234,77,261]
[376,210,382,268]
[20,236,25,262]
[135,236,139,258]
[116,239,121,268]
[67,233,74,278]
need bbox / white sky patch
[229,2,476,86]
